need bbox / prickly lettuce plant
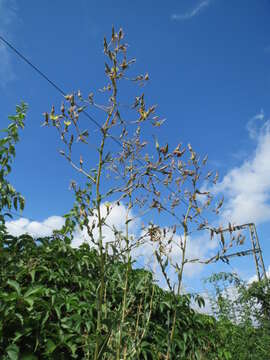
[41,27,233,358]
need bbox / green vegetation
[1,229,269,359]
[205,272,270,360]
[0,102,26,233]
[0,28,269,359]
[0,232,218,359]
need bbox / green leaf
[41,311,50,328]
[54,306,61,319]
[7,279,21,296]
[19,196,25,211]
[21,355,38,360]
[13,196,18,211]
[24,297,34,309]
[24,286,44,298]
[66,342,77,357]
[29,270,36,283]
[6,344,19,360]
[45,339,57,354]
[13,331,24,342]
[161,301,171,309]
[97,329,112,359]
[15,313,24,325]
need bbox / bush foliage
[1,231,270,359]
[0,232,217,359]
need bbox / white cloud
[0,0,17,86]
[171,0,211,21]
[6,202,139,243]
[246,110,265,139]
[6,203,138,247]
[248,265,270,284]
[133,228,218,289]
[191,291,213,315]
[6,202,217,284]
[214,112,270,225]
[71,202,139,249]
[6,216,65,237]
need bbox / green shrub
[0,233,221,359]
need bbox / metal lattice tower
[248,224,267,281]
[217,223,267,281]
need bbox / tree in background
[206,272,270,360]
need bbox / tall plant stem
[166,203,192,360]
[116,199,132,360]
[94,111,114,360]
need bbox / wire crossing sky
[0,0,270,291]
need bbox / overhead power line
[0,34,102,131]
[0,35,66,96]
[0,33,202,219]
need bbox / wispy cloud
[0,0,18,86]
[171,0,211,21]
[213,111,270,225]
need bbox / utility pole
[214,222,267,281]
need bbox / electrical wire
[0,33,205,221]
[0,35,115,136]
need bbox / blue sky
[1,0,270,293]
